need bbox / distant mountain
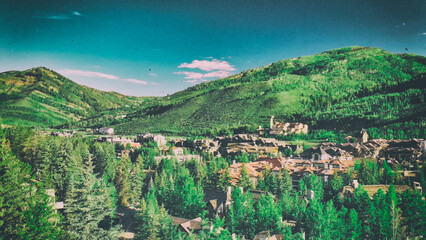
[110,46,426,137]
[0,67,143,127]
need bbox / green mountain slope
[0,67,143,127]
[111,46,426,137]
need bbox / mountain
[0,67,145,127]
[109,46,426,138]
[2,47,425,138]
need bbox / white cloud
[126,79,148,85]
[72,11,82,16]
[203,70,232,79]
[149,72,158,77]
[174,70,233,84]
[174,71,205,80]
[178,59,236,71]
[59,69,157,85]
[59,69,119,79]
[184,79,199,83]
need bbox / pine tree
[306,199,342,240]
[387,185,401,240]
[135,191,175,240]
[307,174,324,201]
[238,164,251,190]
[115,155,132,206]
[372,189,391,239]
[130,155,146,205]
[63,156,118,239]
[255,193,282,234]
[299,178,307,197]
[346,209,362,240]
[19,187,62,239]
[0,137,61,239]
[176,176,206,219]
[226,187,256,239]
[383,161,395,184]
[399,189,426,238]
[218,168,232,191]
[91,142,116,181]
[277,169,293,196]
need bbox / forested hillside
[108,47,425,138]
[0,67,144,127]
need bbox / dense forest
[1,125,424,239]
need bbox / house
[172,217,203,234]
[269,116,308,136]
[300,147,332,161]
[341,184,412,199]
[254,231,283,240]
[137,133,167,147]
[219,155,355,186]
[203,188,228,218]
[379,139,424,162]
[99,127,114,135]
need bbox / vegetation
[0,125,424,239]
[104,46,426,139]
[0,46,425,238]
[0,67,149,127]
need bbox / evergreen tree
[135,191,175,240]
[372,189,391,239]
[63,157,118,239]
[175,175,206,219]
[130,155,146,205]
[306,199,342,240]
[218,167,232,191]
[382,161,395,184]
[255,193,282,235]
[276,169,293,196]
[238,164,252,190]
[387,185,402,240]
[346,209,362,240]
[350,185,377,239]
[307,174,324,201]
[226,188,256,239]
[115,155,132,206]
[299,178,307,197]
[399,189,426,238]
[91,142,116,181]
[358,159,379,185]
[0,137,61,239]
[19,188,62,239]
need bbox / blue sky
[1,0,425,96]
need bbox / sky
[1,0,425,96]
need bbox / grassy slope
[112,46,426,136]
[0,67,143,127]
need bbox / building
[99,127,114,135]
[137,133,167,147]
[220,155,354,186]
[269,116,308,136]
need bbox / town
[42,116,425,239]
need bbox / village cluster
[44,117,426,238]
[90,117,424,190]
